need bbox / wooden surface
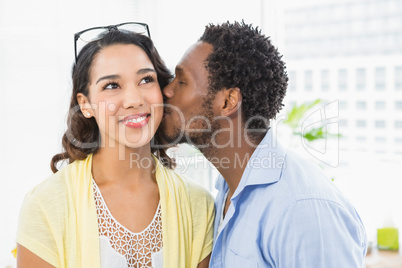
[366,250,402,268]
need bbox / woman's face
[79,44,163,149]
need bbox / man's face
[159,41,220,149]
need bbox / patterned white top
[93,180,163,268]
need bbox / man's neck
[202,132,264,197]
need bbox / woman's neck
[91,144,156,188]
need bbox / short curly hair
[199,21,288,132]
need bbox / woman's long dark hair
[51,30,174,173]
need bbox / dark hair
[199,21,288,135]
[51,30,174,173]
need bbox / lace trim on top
[93,180,163,267]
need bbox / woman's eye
[139,75,156,85]
[103,82,119,90]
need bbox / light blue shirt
[210,130,367,267]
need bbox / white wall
[0,0,266,266]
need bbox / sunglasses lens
[79,28,109,43]
[117,23,149,36]
[75,28,108,59]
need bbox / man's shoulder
[268,149,360,220]
[240,147,353,217]
[280,149,336,193]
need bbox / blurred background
[1,0,401,267]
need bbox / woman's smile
[120,113,150,128]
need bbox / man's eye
[170,75,185,85]
[103,82,119,90]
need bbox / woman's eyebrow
[96,74,120,84]
[137,68,156,75]
[95,68,156,84]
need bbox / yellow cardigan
[16,154,215,267]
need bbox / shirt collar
[215,173,227,192]
[215,130,287,197]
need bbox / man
[159,21,367,267]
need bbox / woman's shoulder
[24,158,89,203]
[19,167,71,221]
[159,164,214,204]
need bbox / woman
[16,23,214,268]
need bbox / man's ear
[221,87,242,117]
[76,93,94,118]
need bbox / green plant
[283,99,341,143]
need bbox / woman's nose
[123,87,144,109]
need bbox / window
[339,101,348,109]
[288,101,296,109]
[375,67,386,91]
[395,101,402,110]
[356,120,366,128]
[305,70,313,91]
[288,70,297,92]
[375,120,386,128]
[375,137,386,143]
[338,69,348,91]
[395,121,402,128]
[375,101,386,110]
[396,66,402,91]
[339,119,348,127]
[321,69,330,91]
[356,136,366,142]
[356,101,367,110]
[356,68,366,91]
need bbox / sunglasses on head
[74,22,150,62]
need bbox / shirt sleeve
[16,191,61,267]
[269,198,367,267]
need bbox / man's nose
[162,82,174,99]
